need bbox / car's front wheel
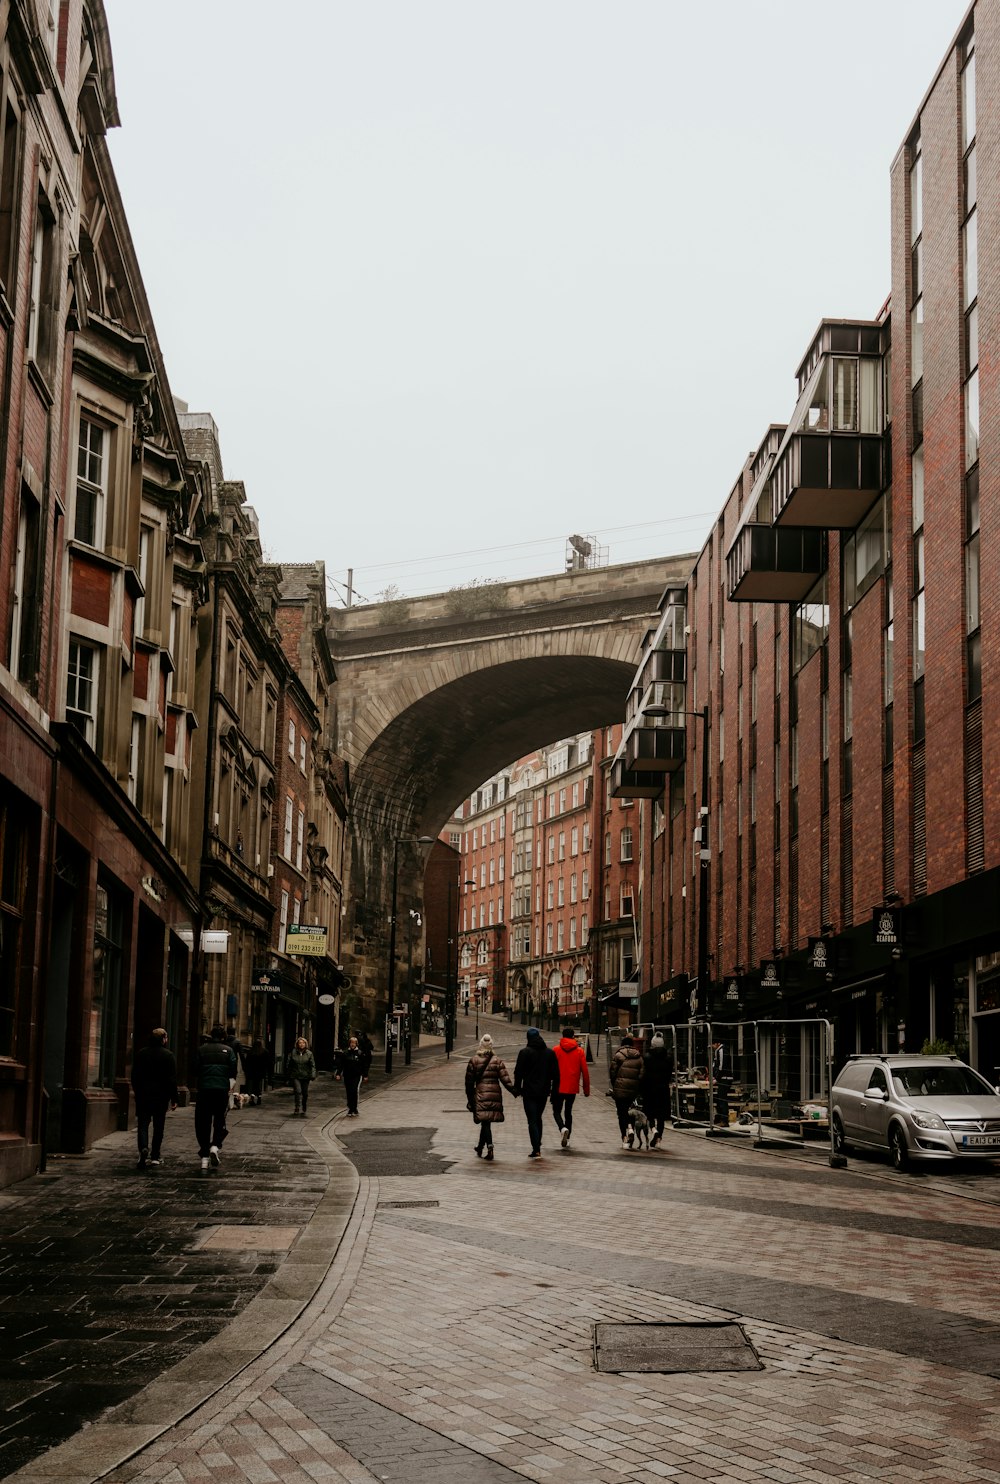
[832,1113,848,1156]
[889,1124,909,1171]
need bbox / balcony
[770,430,886,528]
[726,523,826,603]
[625,724,685,773]
[635,645,687,693]
[610,756,667,800]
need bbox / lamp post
[405,909,421,1065]
[386,834,433,1073]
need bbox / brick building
[622,0,1000,1085]
[452,729,641,1027]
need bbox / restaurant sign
[808,937,831,973]
[760,960,781,992]
[873,907,901,948]
[251,970,281,995]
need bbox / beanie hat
[479,1034,494,1049]
[651,1034,664,1048]
[526,1027,541,1039]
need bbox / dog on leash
[230,1091,251,1110]
[627,1102,651,1149]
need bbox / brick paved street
[6,1016,1000,1484]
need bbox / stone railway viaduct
[325,553,694,1009]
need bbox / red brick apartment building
[619,1,1000,1083]
[453,730,640,1026]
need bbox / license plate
[960,1133,1000,1147]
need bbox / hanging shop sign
[724,975,741,1004]
[873,907,901,948]
[251,970,282,995]
[285,924,329,957]
[808,937,831,973]
[760,959,782,992]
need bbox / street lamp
[386,834,433,1072]
[405,909,421,1065]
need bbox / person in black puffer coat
[609,1035,644,1148]
[640,1033,673,1147]
[195,1025,238,1170]
[513,1028,558,1158]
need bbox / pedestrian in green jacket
[285,1037,317,1116]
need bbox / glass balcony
[770,430,886,528]
[726,523,826,603]
[625,723,685,773]
[610,756,668,800]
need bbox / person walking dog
[551,1026,590,1147]
[609,1033,644,1148]
[465,1032,515,1161]
[285,1036,317,1116]
[513,1027,557,1158]
[641,1032,673,1147]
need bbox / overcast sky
[103,1,969,606]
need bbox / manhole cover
[593,1322,762,1374]
[378,1200,440,1209]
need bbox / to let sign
[285,924,328,957]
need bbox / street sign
[285,924,328,956]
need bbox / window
[558,831,565,861]
[547,834,555,865]
[546,880,554,910]
[557,878,565,907]
[581,914,589,946]
[569,917,577,949]
[489,858,495,886]
[604,832,611,866]
[546,922,553,953]
[559,788,566,814]
[571,827,579,856]
[621,887,634,918]
[792,574,829,672]
[582,869,589,900]
[572,782,580,808]
[843,497,889,611]
[283,795,294,856]
[296,808,305,870]
[134,525,152,640]
[76,416,108,548]
[89,883,123,1088]
[10,489,40,685]
[292,895,301,926]
[288,719,296,759]
[582,823,590,853]
[557,921,564,951]
[299,736,307,774]
[570,873,577,904]
[0,101,21,295]
[127,716,141,804]
[478,939,489,966]
[279,890,289,948]
[27,195,55,378]
[0,798,29,1058]
[480,861,486,888]
[66,639,98,744]
[912,531,925,680]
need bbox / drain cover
[378,1200,440,1209]
[593,1322,762,1374]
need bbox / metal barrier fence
[626,1017,845,1168]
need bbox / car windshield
[891,1065,994,1099]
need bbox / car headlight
[909,1110,947,1130]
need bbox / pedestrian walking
[243,1039,269,1105]
[609,1034,644,1148]
[465,1032,515,1161]
[641,1032,673,1147]
[285,1036,317,1116]
[131,1027,178,1169]
[335,1035,367,1115]
[513,1027,557,1158]
[551,1026,591,1147]
[195,1024,238,1170]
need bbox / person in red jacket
[551,1027,590,1147]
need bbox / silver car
[831,1054,1000,1171]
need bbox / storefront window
[974,951,1000,1012]
[89,884,124,1087]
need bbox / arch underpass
[326,552,694,1008]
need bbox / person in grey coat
[465,1033,516,1161]
[285,1036,317,1116]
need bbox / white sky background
[103,1,969,606]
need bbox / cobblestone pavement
[7,1017,1000,1484]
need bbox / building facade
[621,1,1000,1085]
